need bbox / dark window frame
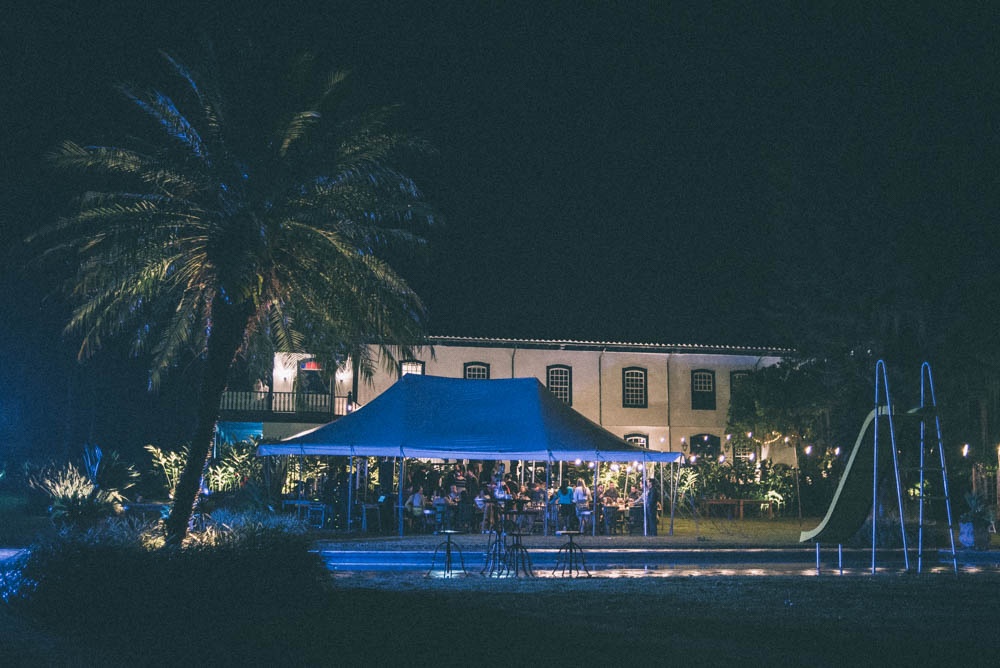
[399,359,425,376]
[624,433,649,449]
[689,433,721,457]
[621,366,648,408]
[463,361,491,379]
[730,370,749,391]
[546,364,573,406]
[691,369,716,410]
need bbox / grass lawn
[0,495,49,547]
[4,573,999,666]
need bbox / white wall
[340,344,785,458]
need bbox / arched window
[622,366,648,408]
[463,362,490,380]
[624,433,649,449]
[400,360,425,376]
[546,364,572,405]
[691,369,716,410]
[689,433,721,458]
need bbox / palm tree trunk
[164,301,251,545]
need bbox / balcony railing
[219,391,348,421]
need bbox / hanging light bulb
[962,443,970,457]
[718,454,726,463]
[574,458,582,465]
[747,432,753,439]
[804,445,813,455]
[610,464,620,472]
[588,461,595,469]
[834,447,841,456]
[726,434,732,441]
[748,452,755,461]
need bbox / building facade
[222,336,793,464]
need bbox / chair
[576,506,593,534]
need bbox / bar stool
[554,530,590,577]
[500,532,534,577]
[427,530,467,577]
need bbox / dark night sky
[2,2,999,455]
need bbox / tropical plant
[34,46,435,543]
[960,492,997,526]
[145,444,189,498]
[29,463,122,523]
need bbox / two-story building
[219,335,794,463]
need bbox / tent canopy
[257,374,682,463]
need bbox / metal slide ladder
[870,361,958,574]
[915,363,958,574]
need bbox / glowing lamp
[588,462,595,469]
[834,447,840,456]
[747,432,753,438]
[718,455,726,463]
[804,445,813,455]
[748,452,755,461]
[962,444,970,457]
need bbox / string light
[718,454,726,463]
[834,447,840,456]
[748,452,755,461]
[804,445,813,455]
[575,458,582,465]
[962,444,969,457]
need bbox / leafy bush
[1,511,326,649]
[29,463,121,523]
[28,447,139,525]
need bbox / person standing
[551,482,576,531]
[643,478,659,536]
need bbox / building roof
[427,335,794,356]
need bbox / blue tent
[257,375,682,463]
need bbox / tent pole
[347,455,353,533]
[642,461,648,537]
[669,460,677,536]
[544,457,551,536]
[558,460,562,487]
[398,456,405,538]
[592,459,599,537]
[519,459,524,490]
[659,462,664,520]
[531,461,535,484]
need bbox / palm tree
[33,48,435,543]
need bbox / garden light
[804,445,813,455]
[747,432,753,438]
[962,444,969,457]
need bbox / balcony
[219,391,349,423]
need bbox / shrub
[29,463,121,523]
[1,511,326,650]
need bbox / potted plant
[958,492,996,550]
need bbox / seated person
[404,485,426,519]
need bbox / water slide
[799,406,917,544]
